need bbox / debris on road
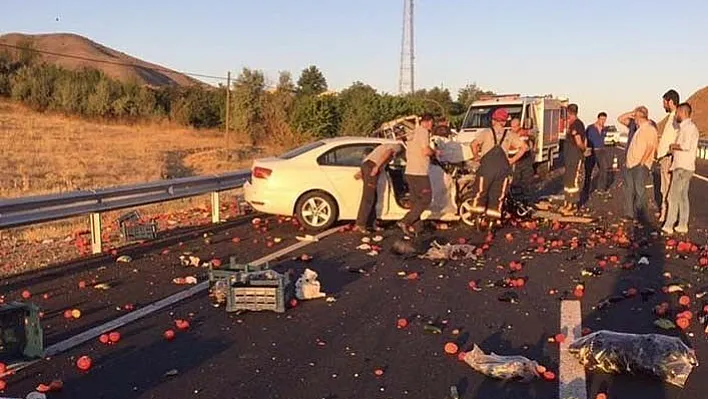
[172,276,198,285]
[391,239,417,257]
[295,268,326,300]
[179,255,201,267]
[462,344,541,382]
[568,330,698,388]
[296,235,319,242]
[116,255,132,263]
[420,241,477,261]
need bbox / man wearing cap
[354,142,404,234]
[561,103,587,214]
[397,113,437,234]
[469,108,529,219]
[623,106,658,222]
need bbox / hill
[0,32,203,87]
[685,86,708,136]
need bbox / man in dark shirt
[584,112,611,197]
[561,103,587,214]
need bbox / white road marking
[559,300,587,399]
[40,226,341,357]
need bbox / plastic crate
[0,302,43,363]
[228,273,292,313]
[208,259,292,313]
[121,222,158,242]
[117,210,142,225]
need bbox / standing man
[623,106,659,222]
[398,113,436,235]
[656,89,680,222]
[662,103,699,235]
[509,117,535,205]
[469,109,528,219]
[584,112,611,196]
[561,104,587,214]
[354,142,403,234]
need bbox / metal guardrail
[0,169,251,253]
[698,139,708,160]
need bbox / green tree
[231,67,266,143]
[457,83,494,107]
[297,65,327,96]
[337,82,381,136]
[290,94,340,138]
[276,71,295,93]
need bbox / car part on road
[295,191,338,231]
[463,344,541,382]
[419,241,478,261]
[568,330,698,388]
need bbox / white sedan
[243,136,459,231]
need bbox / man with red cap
[469,108,529,219]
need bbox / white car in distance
[243,137,459,231]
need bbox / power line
[0,42,228,82]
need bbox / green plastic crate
[208,257,292,313]
[0,302,43,363]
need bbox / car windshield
[461,105,523,129]
[279,141,326,160]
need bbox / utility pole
[225,71,231,151]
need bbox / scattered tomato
[99,334,109,344]
[164,329,176,341]
[444,342,459,354]
[108,331,121,343]
[679,295,691,306]
[396,318,408,329]
[21,290,31,299]
[76,355,92,371]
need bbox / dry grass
[0,99,284,244]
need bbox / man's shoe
[661,226,674,235]
[396,222,414,236]
[675,226,689,234]
[353,225,371,235]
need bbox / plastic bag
[295,268,326,300]
[568,330,698,388]
[463,344,540,382]
[420,241,478,261]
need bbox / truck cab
[457,94,567,172]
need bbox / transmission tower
[398,0,414,95]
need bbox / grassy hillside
[0,99,278,198]
[0,32,202,87]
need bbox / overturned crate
[208,257,293,313]
[117,210,158,242]
[0,302,44,364]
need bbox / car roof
[319,136,400,145]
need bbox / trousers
[401,174,432,226]
[663,168,692,230]
[623,164,650,219]
[355,160,378,228]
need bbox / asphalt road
[1,158,708,399]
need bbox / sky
[2,0,708,124]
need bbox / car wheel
[295,191,338,231]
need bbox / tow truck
[456,94,568,173]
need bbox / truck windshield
[461,105,524,129]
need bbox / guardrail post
[89,212,102,254]
[211,192,220,224]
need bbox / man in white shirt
[662,103,700,235]
[656,90,680,222]
[398,114,437,234]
